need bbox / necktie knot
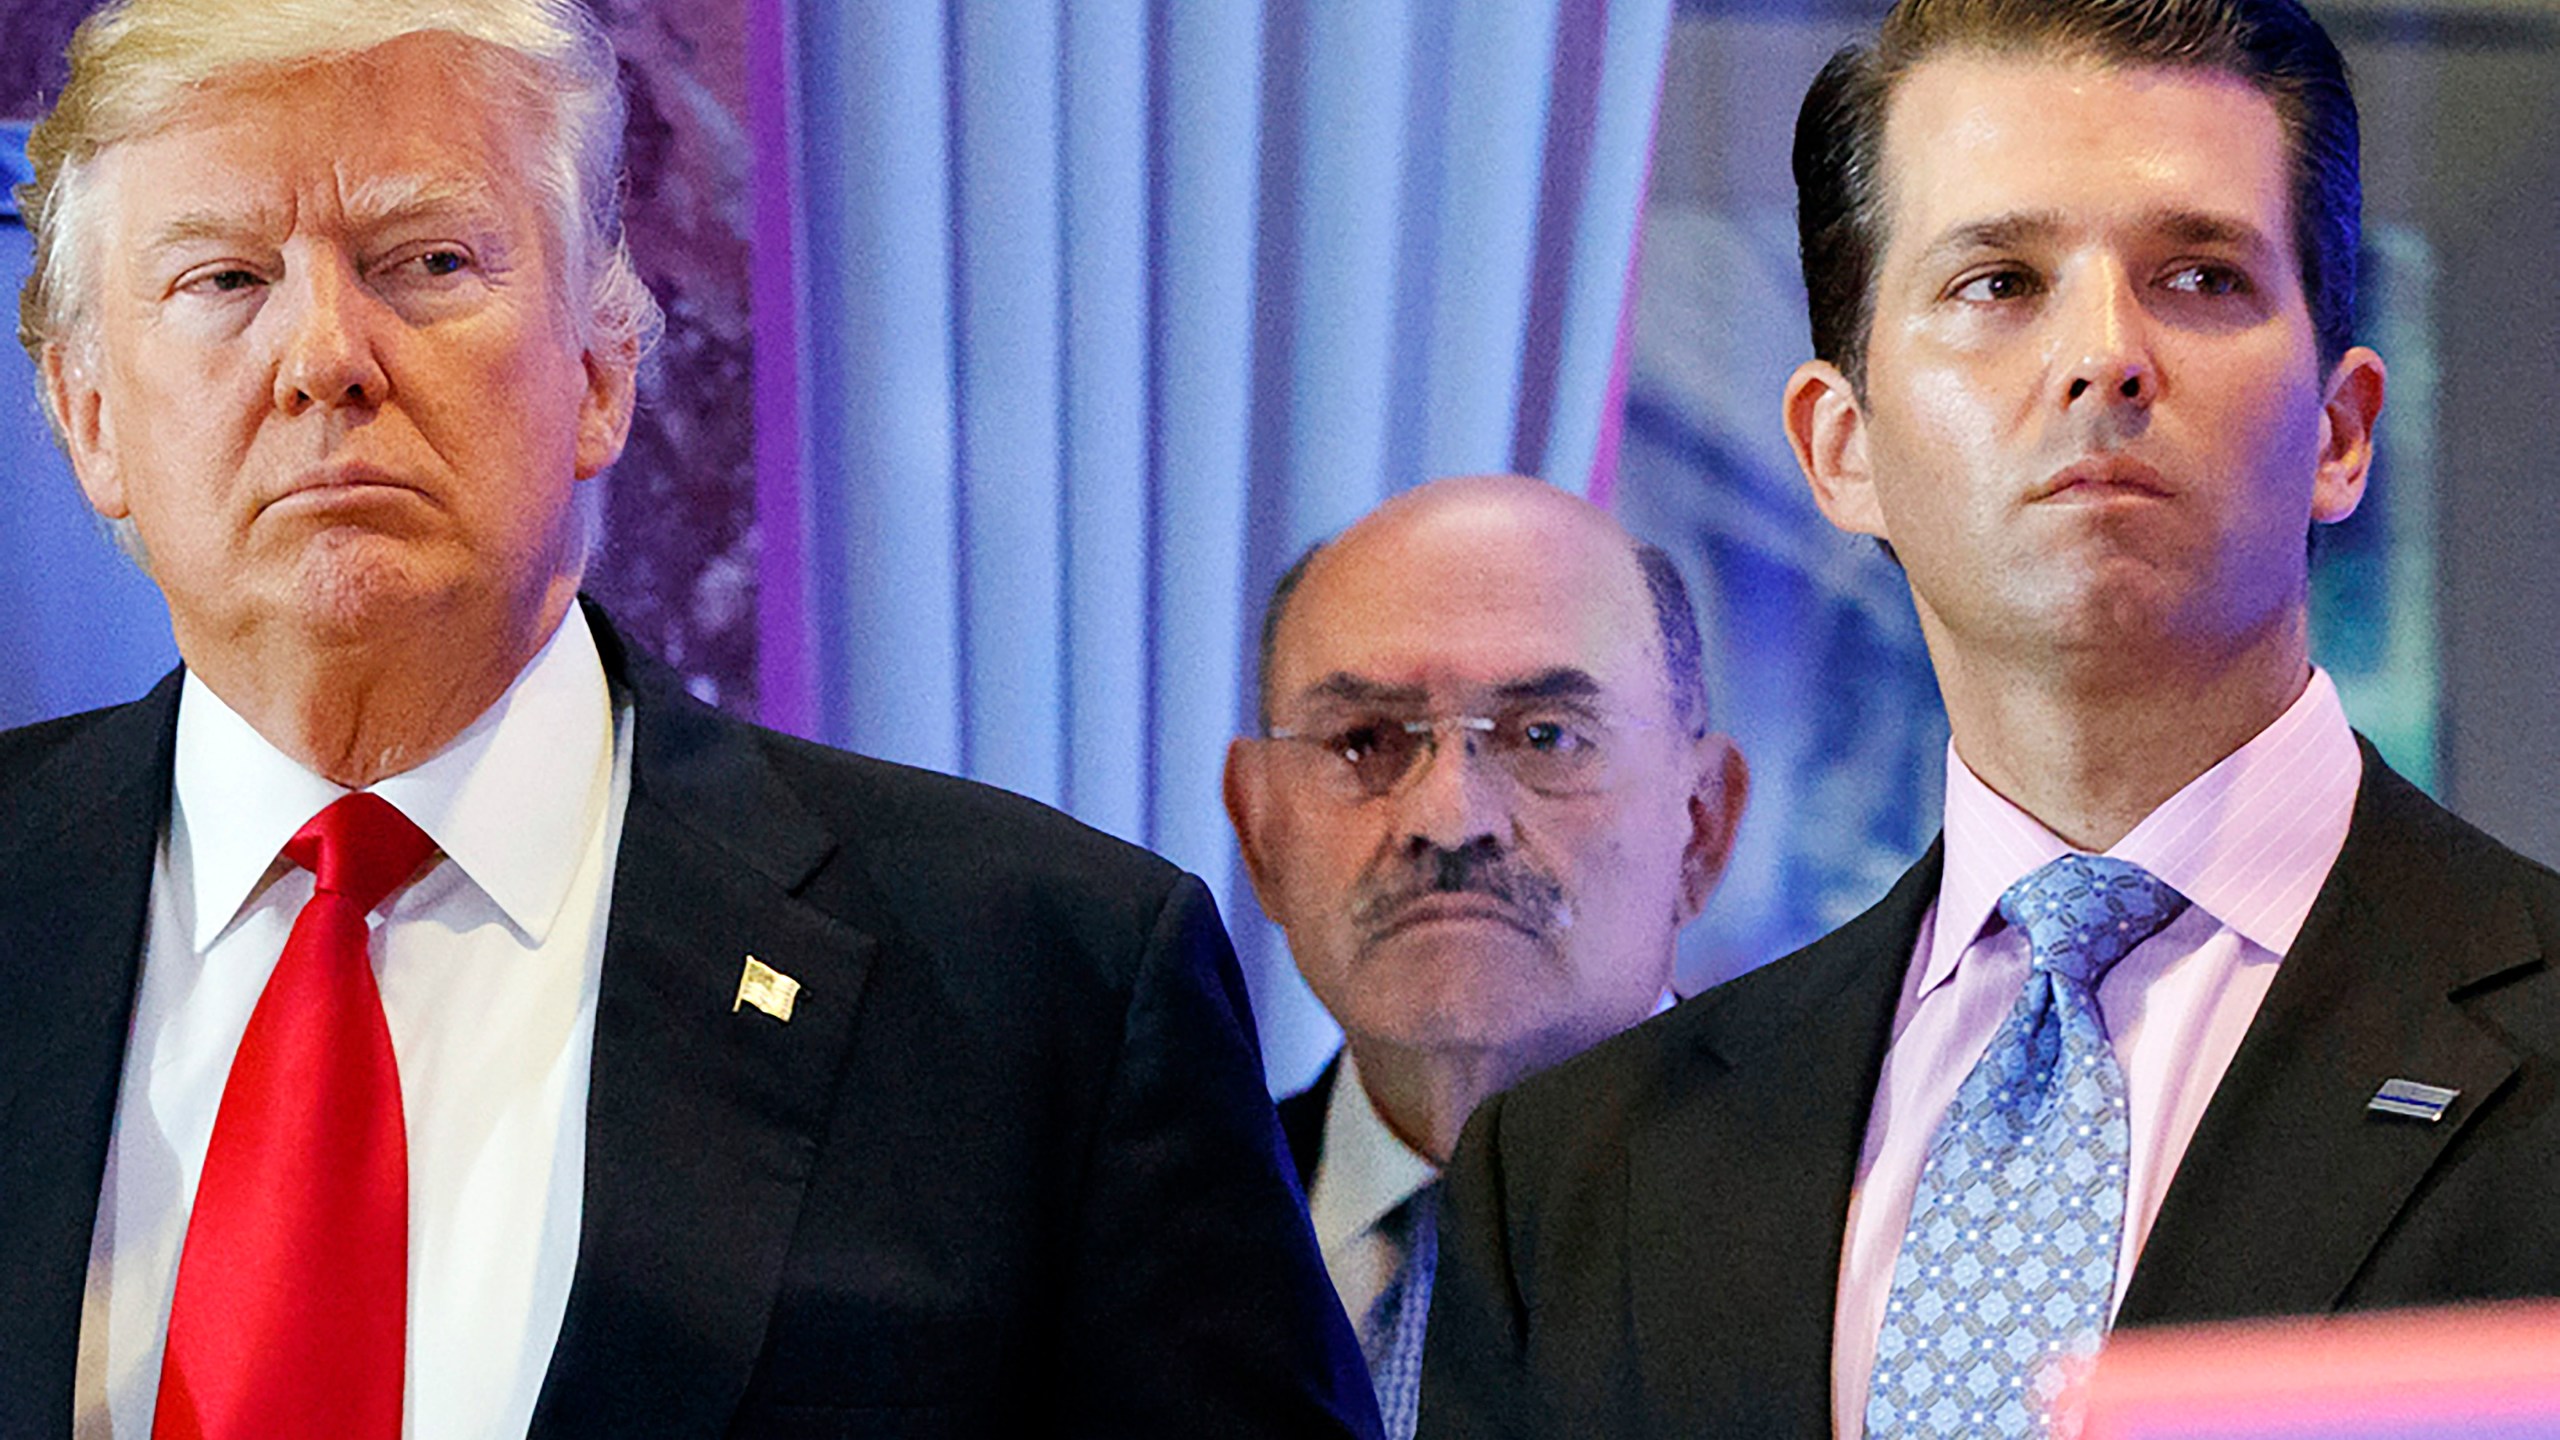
[1998,853,2190,989]
[283,793,434,916]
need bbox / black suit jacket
[1418,745,2560,1438]
[1277,1055,1342,1192]
[0,609,1380,1440]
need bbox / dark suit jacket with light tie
[1418,743,2560,1439]
[0,605,1381,1440]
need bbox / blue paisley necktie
[1363,1182,1440,1440]
[1866,853,2190,1439]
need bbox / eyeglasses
[1262,708,1634,800]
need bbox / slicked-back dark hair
[1795,0,2360,391]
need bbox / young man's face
[1796,54,2381,682]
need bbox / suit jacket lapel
[1629,843,1941,1433]
[1277,1053,1340,1191]
[2119,748,2537,1326]
[0,675,178,1438]
[530,622,882,1438]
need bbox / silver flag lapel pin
[2367,1078,2459,1123]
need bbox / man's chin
[252,541,470,645]
[312,560,436,623]
[1348,932,1562,1037]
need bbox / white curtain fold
[769,0,1674,1084]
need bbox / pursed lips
[2029,454,2173,503]
[259,464,427,517]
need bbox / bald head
[1228,475,1746,1156]
[1256,476,1707,738]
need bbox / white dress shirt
[1832,670,2364,1439]
[75,606,631,1440]
[1307,989,1677,1332]
[1306,1048,1442,1333]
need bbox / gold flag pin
[733,955,801,1023]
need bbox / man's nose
[1393,724,1510,858]
[2058,263,2157,412]
[271,255,392,416]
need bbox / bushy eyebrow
[340,173,509,234]
[1915,207,2278,271]
[1296,674,1430,709]
[2150,210,2273,254]
[1491,668,1606,704]
[1289,667,1607,710]
[137,174,507,259]
[1919,210,2069,266]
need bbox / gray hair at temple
[1255,530,1713,741]
[14,0,662,385]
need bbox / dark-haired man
[1226,475,1746,1440]
[1420,3,2560,1438]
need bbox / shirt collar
[1306,1048,1441,1256]
[1921,667,2361,999]
[173,605,615,950]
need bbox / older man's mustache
[1348,840,1570,940]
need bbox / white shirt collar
[172,606,615,951]
[1306,1048,1441,1257]
[1303,985,1674,1254]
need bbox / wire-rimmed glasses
[1261,706,1634,801]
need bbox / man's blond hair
[15,0,663,377]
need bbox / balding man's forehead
[1271,548,1659,703]
[1253,474,1698,730]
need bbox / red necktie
[154,792,434,1440]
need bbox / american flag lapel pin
[2367,1077,2459,1123]
[733,955,801,1023]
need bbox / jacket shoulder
[0,684,180,854]
[744,726,1191,908]
[622,678,1209,1005]
[2348,744,2560,940]
[1484,836,1941,1164]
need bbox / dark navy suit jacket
[0,605,1380,1440]
[1420,746,2560,1439]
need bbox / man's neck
[1347,1039,1529,1169]
[1929,619,2313,853]
[175,584,577,790]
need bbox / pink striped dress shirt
[1831,669,2364,1440]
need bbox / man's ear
[42,343,128,521]
[2310,345,2386,525]
[1783,359,1886,541]
[573,341,640,481]
[1223,739,1279,913]
[1675,735,1750,925]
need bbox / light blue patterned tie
[1866,854,2190,1440]
[1362,1182,1440,1440]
